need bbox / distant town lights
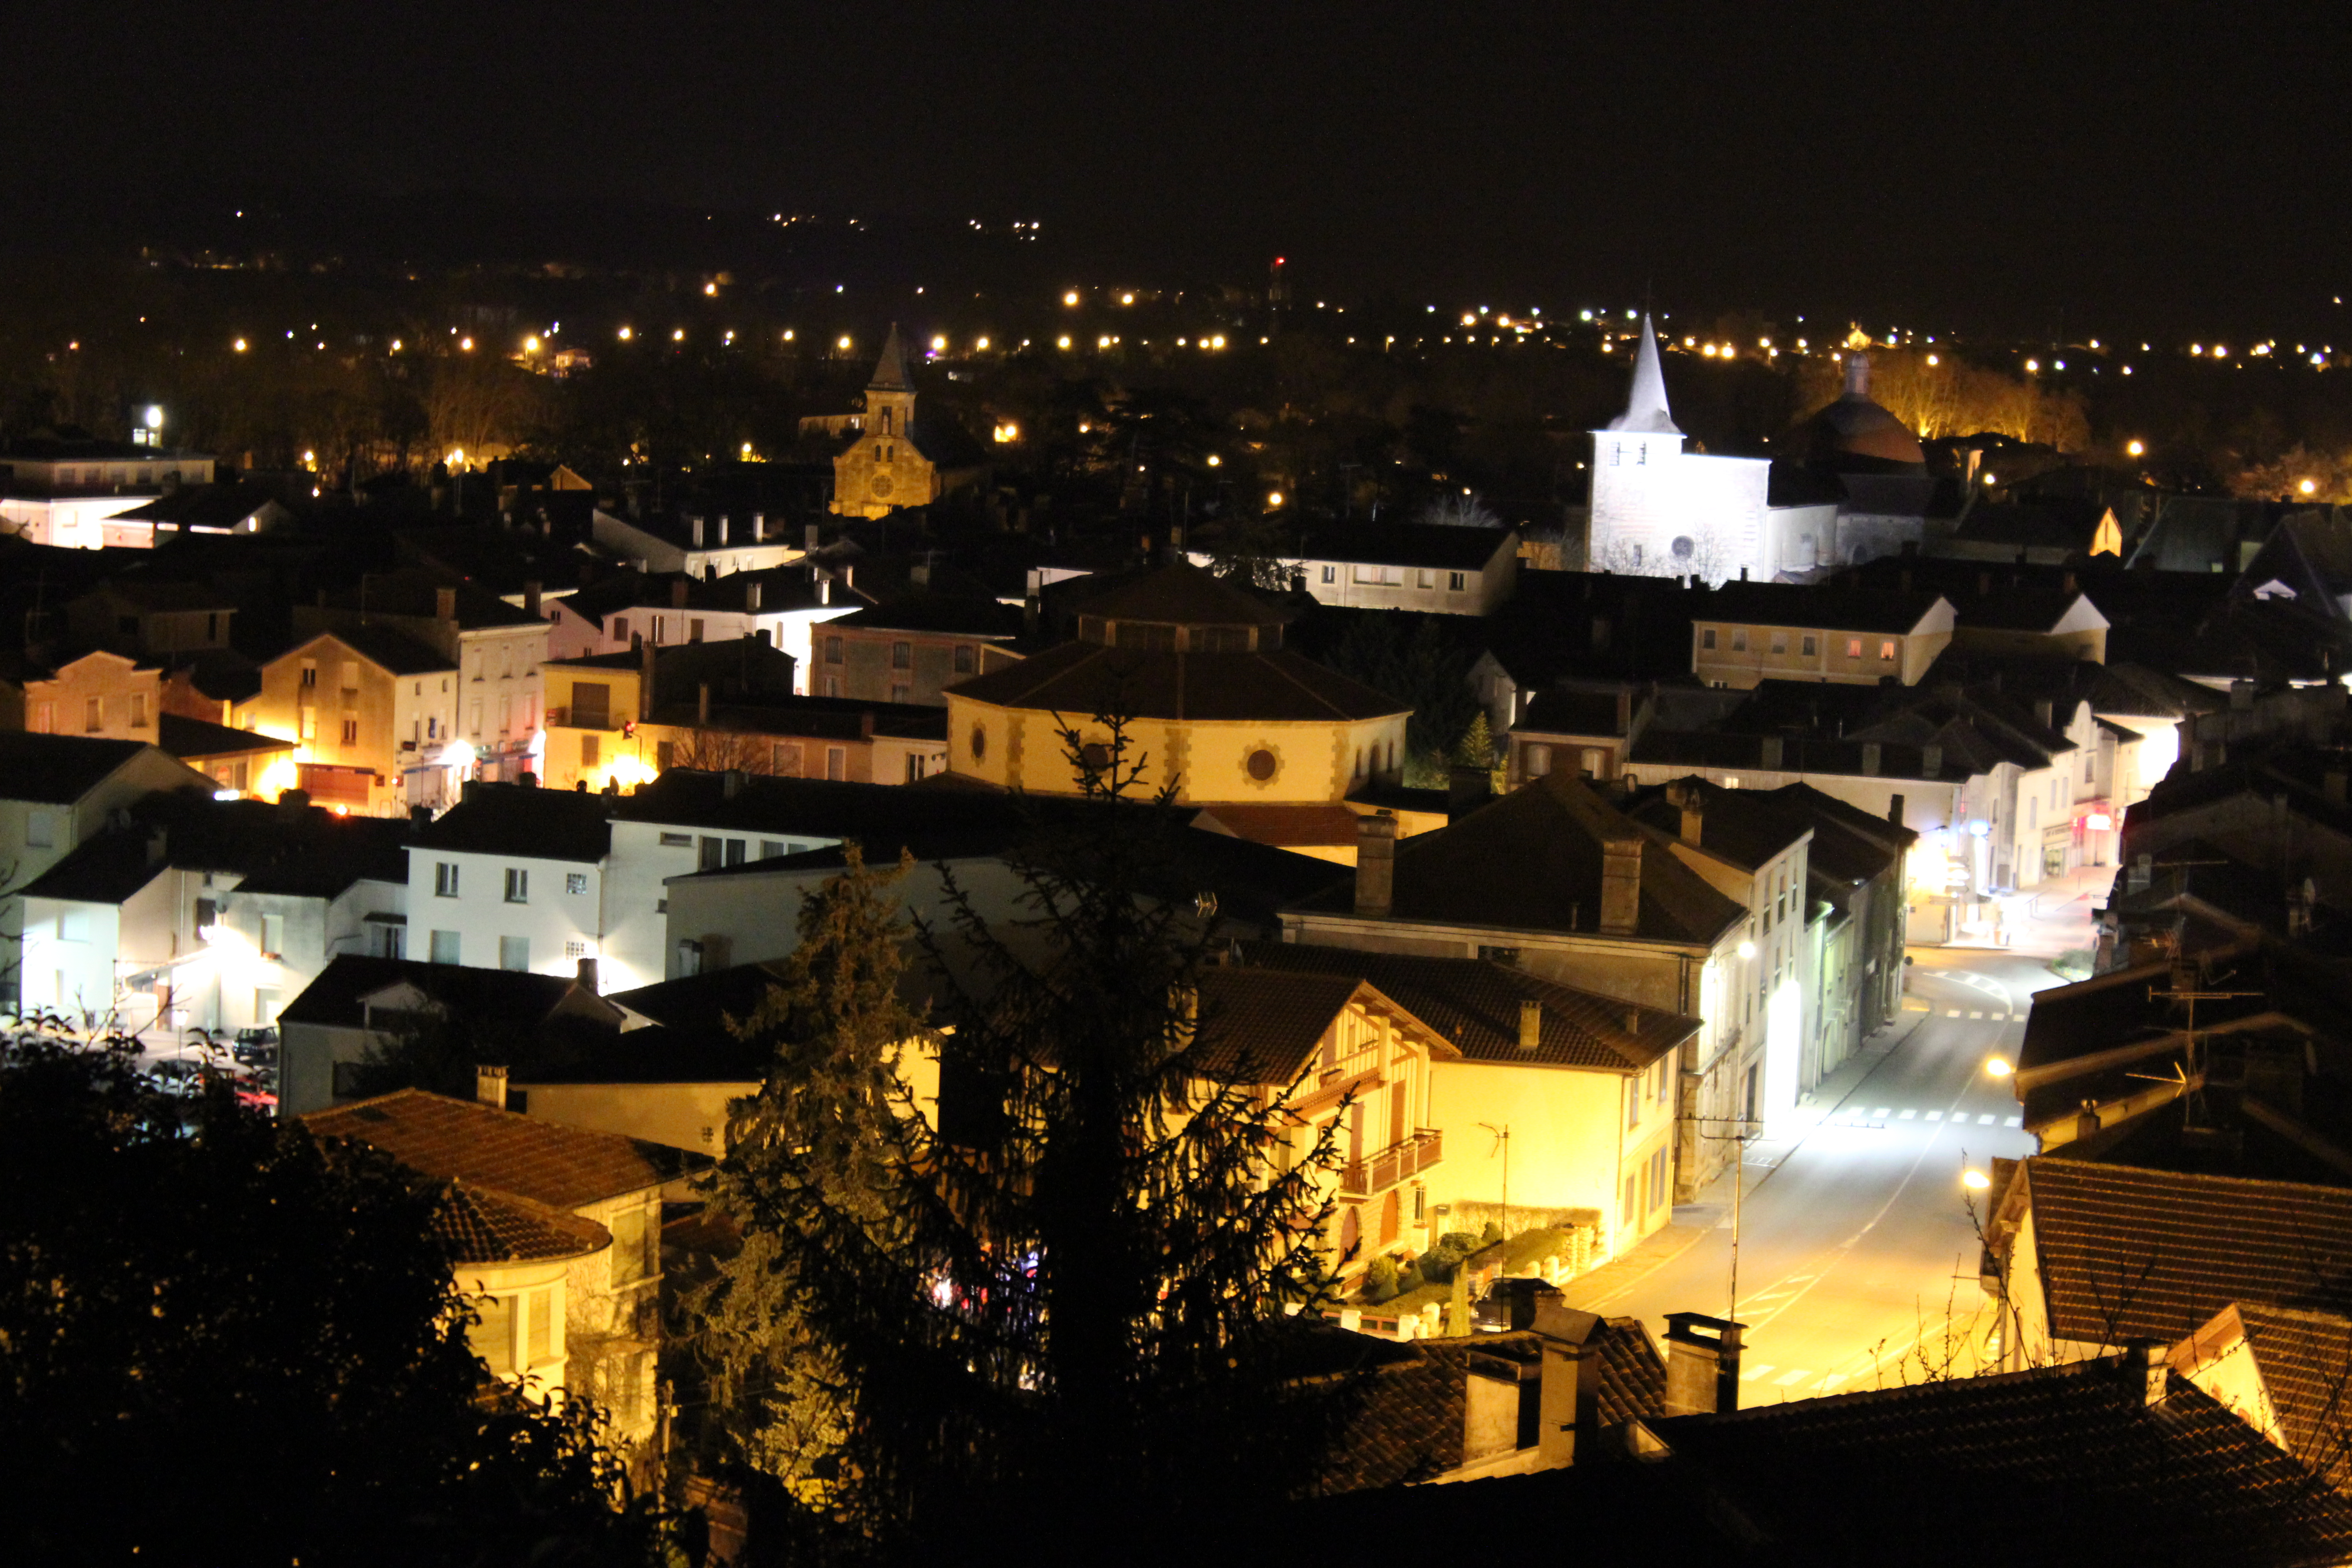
[1120,293,1134,305]
[838,335,853,351]
[524,335,541,353]
[672,328,686,342]
[234,338,247,352]
[2127,439,2146,457]
[1057,335,1073,349]
[782,329,795,341]
[703,282,717,296]
[618,326,633,340]
[1063,291,1080,306]
[1266,490,1284,508]
[460,337,474,351]
[931,335,948,352]
[976,336,990,350]
[1206,454,1221,466]
[2303,479,2320,495]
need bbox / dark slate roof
[0,732,160,803]
[1515,683,1642,739]
[1654,1352,2352,1568]
[1627,728,1970,783]
[826,592,1025,637]
[1953,588,2102,633]
[312,566,544,629]
[555,564,861,626]
[1287,521,1518,571]
[615,770,1031,845]
[1623,777,1812,873]
[642,696,946,743]
[111,484,281,529]
[291,622,456,677]
[305,1088,695,1209]
[1238,942,1694,1070]
[1064,559,1289,627]
[157,712,292,760]
[945,639,1407,723]
[21,794,411,904]
[1948,497,2111,550]
[410,783,614,863]
[509,1022,772,1086]
[1691,580,1949,634]
[431,1180,611,1264]
[1286,773,1745,950]
[2018,1157,2352,1346]
[276,954,608,1034]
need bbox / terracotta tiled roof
[432,1180,612,1264]
[305,1089,694,1210]
[1190,803,1368,848]
[1240,942,1695,1071]
[1658,1353,2352,1567]
[1191,969,1380,1084]
[947,640,1406,723]
[2181,1303,2352,1494]
[2020,1157,2352,1346]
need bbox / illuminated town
[8,11,2352,1567]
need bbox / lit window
[1879,639,1897,661]
[434,862,460,897]
[1845,637,1863,659]
[566,872,588,895]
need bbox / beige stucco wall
[516,1079,759,1156]
[947,696,1408,805]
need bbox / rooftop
[410,782,614,864]
[304,1088,694,1210]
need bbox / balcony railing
[1340,1128,1442,1198]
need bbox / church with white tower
[1585,316,1929,584]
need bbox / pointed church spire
[1608,313,1682,435]
[868,323,915,392]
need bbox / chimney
[1599,834,1643,935]
[1518,1000,1542,1053]
[2063,569,2078,595]
[746,579,762,611]
[1860,741,1882,776]
[806,523,821,550]
[1887,791,1906,825]
[691,514,705,548]
[751,511,766,539]
[524,580,543,617]
[722,767,745,799]
[671,578,690,609]
[1739,566,1749,580]
[436,586,457,623]
[911,559,931,587]
[1534,1302,1608,1469]
[1759,735,1784,770]
[2231,679,2255,712]
[1615,686,1633,733]
[2130,1340,2169,1407]
[697,681,712,726]
[1623,1005,1641,1034]
[1921,741,1943,777]
[860,710,876,740]
[718,513,730,546]
[842,565,855,588]
[1661,1313,1745,1416]
[820,576,833,606]
[640,635,657,719]
[575,955,599,993]
[475,1064,509,1109]
[2034,697,2055,729]
[1353,811,1399,917]
[1678,787,1704,845]
[145,826,168,866]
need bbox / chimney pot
[1679,791,1704,845]
[575,955,598,993]
[1661,1313,1745,1416]
[1860,741,1882,776]
[1600,832,1643,935]
[475,1064,509,1109]
[523,580,543,617]
[1518,1000,1541,1052]
[436,586,457,622]
[722,767,744,799]
[746,579,762,611]
[1888,791,1906,825]
[1353,811,1400,918]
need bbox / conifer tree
[697,717,1357,1561]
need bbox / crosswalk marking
[1978,1114,1997,1125]
[1818,1372,1850,1392]
[1740,1362,1775,1382]
[1946,1008,1962,1017]
[1898,1108,1918,1120]
[1771,1368,1813,1386]
[1872,1107,1891,1118]
[2004,1116,2023,1128]
[1970,1009,1985,1018]
[1926,1109,1944,1120]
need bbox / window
[773,741,803,773]
[1449,571,1467,592]
[430,929,460,964]
[499,936,531,971]
[1732,628,1749,652]
[891,641,912,669]
[581,734,600,767]
[689,618,705,643]
[434,862,460,897]
[726,838,746,866]
[255,986,282,1024]
[1245,747,1279,782]
[525,1287,552,1365]
[28,701,51,734]
[890,682,912,704]
[1622,1175,1638,1225]
[260,914,284,958]
[301,663,318,688]
[1476,945,1519,965]
[373,924,405,960]
[656,740,675,769]
[340,718,358,746]
[699,836,723,871]
[969,725,987,761]
[504,868,529,903]
[1417,568,1435,590]
[610,1206,654,1286]
[1701,627,1718,650]
[1628,1078,1643,1129]
[953,644,975,674]
[659,831,692,848]
[468,1293,514,1375]
[1581,747,1605,777]
[571,681,611,729]
[1845,637,1863,659]
[1878,639,1898,661]
[1770,632,1787,654]
[83,696,102,732]
[1321,565,1337,584]
[825,636,844,664]
[1801,634,1818,656]
[130,694,147,728]
[822,675,841,697]
[906,753,928,782]
[566,872,588,895]
[1523,743,1552,778]
[761,840,786,859]
[827,747,846,780]
[612,617,628,644]
[26,808,54,850]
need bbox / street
[1561,889,2099,1405]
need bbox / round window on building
[871,473,895,500]
[969,724,987,761]
[1079,741,1112,774]
[1245,747,1279,782]
[1670,535,1695,561]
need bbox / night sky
[21,2,2352,338]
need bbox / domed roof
[1798,354,1926,471]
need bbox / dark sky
[22,1,2352,338]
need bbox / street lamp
[1984,1056,2013,1078]
[1962,1169,1992,1191]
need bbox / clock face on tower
[871,473,895,499]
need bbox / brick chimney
[1534,1301,1609,1468]
[1354,811,1399,917]
[1599,833,1643,935]
[436,586,458,623]
[1518,1000,1541,1053]
[475,1064,509,1109]
[523,580,542,617]
[1661,1312,1745,1416]
[575,955,599,993]
[2129,1340,2169,1406]
[1676,784,1704,846]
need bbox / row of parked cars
[141,1027,279,1110]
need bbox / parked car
[232,1027,279,1065]
[143,1058,206,1097]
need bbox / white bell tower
[1587,314,1687,574]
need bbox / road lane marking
[1970,1009,1985,1019]
[1978,1114,1997,1125]
[1771,1368,1812,1386]
[1946,1009,1962,1017]
[1872,1107,1891,1118]
[1818,1372,1849,1391]
[2004,1116,2022,1127]
[1926,1110,1944,1120]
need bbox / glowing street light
[1985,1056,2014,1078]
[2303,479,2320,495]
[2126,439,2145,457]
[838,335,853,351]
[1266,490,1284,508]
[1737,939,1757,960]
[931,334,948,353]
[618,326,633,340]
[233,338,248,353]
[1206,454,1222,467]
[1063,291,1080,307]
[1962,1169,1992,1191]
[1057,335,1072,350]
[524,335,541,353]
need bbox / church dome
[1797,354,1926,471]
